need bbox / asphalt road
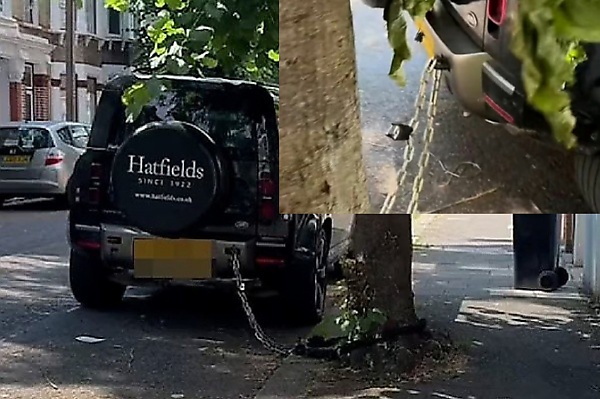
[351,0,592,213]
[0,200,353,399]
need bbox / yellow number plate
[414,17,436,59]
[133,239,213,279]
[2,155,31,165]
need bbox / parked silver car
[0,121,90,205]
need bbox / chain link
[228,248,294,357]
[406,68,442,214]
[380,58,438,214]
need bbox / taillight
[259,200,277,222]
[87,163,103,206]
[487,0,507,25]
[45,149,64,166]
[258,173,277,224]
[88,187,100,205]
[259,177,276,197]
[90,163,102,180]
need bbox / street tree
[347,214,418,329]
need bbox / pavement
[351,0,591,213]
[258,214,600,399]
[0,199,354,398]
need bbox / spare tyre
[111,121,229,236]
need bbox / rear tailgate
[0,127,52,180]
[87,80,279,240]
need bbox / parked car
[67,74,332,325]
[0,121,90,206]
[362,0,600,211]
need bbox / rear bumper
[69,223,288,280]
[420,1,549,132]
[419,0,492,117]
[0,179,65,196]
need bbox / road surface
[0,200,352,398]
[351,0,591,213]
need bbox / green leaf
[201,56,219,68]
[385,0,434,87]
[105,0,129,12]
[268,49,279,62]
[310,316,346,340]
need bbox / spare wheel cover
[111,121,222,235]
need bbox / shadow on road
[0,198,67,212]
[0,252,310,398]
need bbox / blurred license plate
[133,239,213,279]
[2,155,31,165]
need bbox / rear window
[0,127,52,150]
[114,82,268,161]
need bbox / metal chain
[379,58,437,214]
[229,61,443,358]
[228,248,294,357]
[406,68,442,214]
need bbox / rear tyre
[284,229,328,326]
[575,154,600,212]
[69,249,126,309]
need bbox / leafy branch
[104,0,278,120]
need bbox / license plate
[133,239,213,279]
[414,17,436,59]
[2,155,31,165]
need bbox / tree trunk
[279,0,371,213]
[349,214,418,327]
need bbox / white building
[0,0,134,124]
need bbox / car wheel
[69,249,126,309]
[284,229,328,326]
[575,153,600,212]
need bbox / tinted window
[70,126,90,148]
[0,127,52,150]
[125,83,262,161]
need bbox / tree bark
[349,214,418,326]
[279,0,371,213]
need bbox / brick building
[0,0,133,124]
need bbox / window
[0,128,52,150]
[108,9,120,35]
[125,84,261,161]
[59,0,66,29]
[22,64,34,121]
[24,0,35,23]
[0,1,4,14]
[70,126,90,148]
[56,127,73,146]
[87,78,97,122]
[85,0,96,34]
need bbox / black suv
[67,74,332,325]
